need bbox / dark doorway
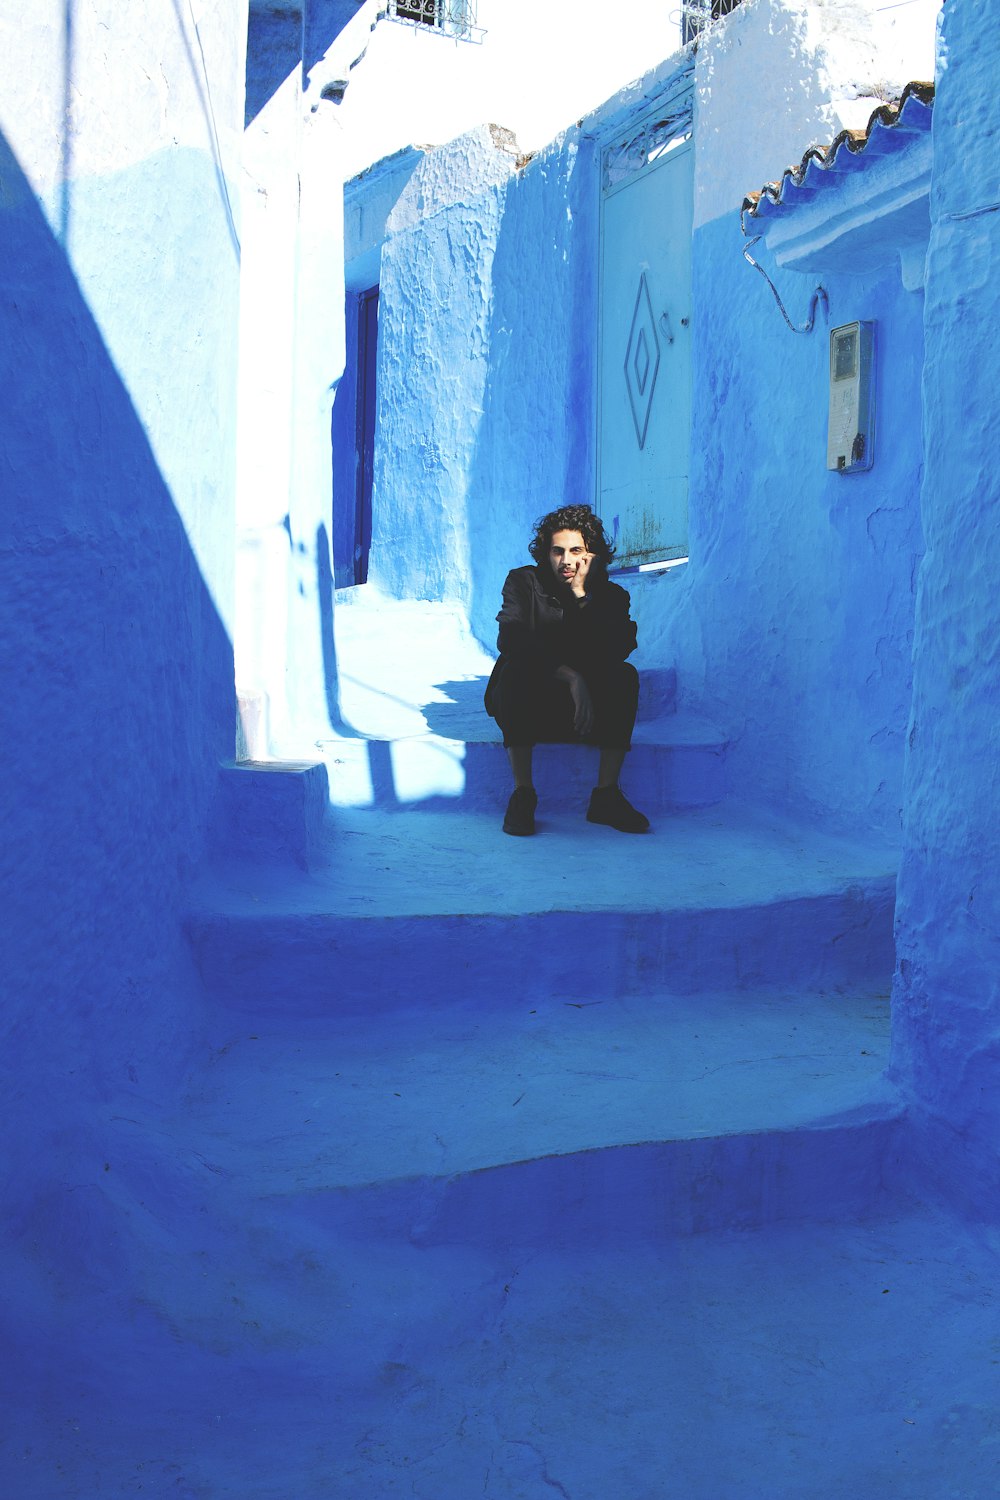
[332,283,379,587]
[353,284,379,585]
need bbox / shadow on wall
[245,0,367,127]
[0,128,233,1163]
[316,518,343,727]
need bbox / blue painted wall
[655,212,926,840]
[0,9,243,1358]
[891,0,1000,1204]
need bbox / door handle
[659,311,674,345]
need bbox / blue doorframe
[597,81,694,568]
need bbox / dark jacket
[484,564,637,715]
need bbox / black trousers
[488,658,639,749]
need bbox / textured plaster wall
[283,100,345,743]
[2,0,245,630]
[0,0,245,1256]
[365,125,599,633]
[605,0,931,836]
[651,223,924,837]
[891,0,1000,1200]
[670,0,935,845]
[369,127,515,603]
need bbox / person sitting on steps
[484,503,650,837]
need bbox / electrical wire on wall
[741,235,827,334]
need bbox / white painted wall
[1,0,245,203]
[307,0,685,176]
[238,26,347,754]
[236,68,301,752]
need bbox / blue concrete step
[312,1110,906,1246]
[206,714,728,873]
[175,982,898,1241]
[188,804,897,1014]
[315,711,730,813]
[21,1166,996,1496]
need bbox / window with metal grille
[394,0,435,24]
[387,0,483,42]
[681,0,743,45]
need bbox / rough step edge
[284,1103,909,1246]
[186,882,896,1011]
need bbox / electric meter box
[827,320,875,473]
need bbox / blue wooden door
[598,129,693,566]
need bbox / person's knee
[606,661,639,705]
[498,660,547,700]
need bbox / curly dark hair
[528,504,616,570]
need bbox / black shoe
[586,784,650,833]
[503,786,538,836]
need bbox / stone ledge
[210,760,330,869]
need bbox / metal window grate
[601,67,695,195]
[681,0,743,45]
[387,0,484,43]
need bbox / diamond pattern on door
[624,272,660,450]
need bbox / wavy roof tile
[741,81,934,231]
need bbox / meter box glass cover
[827,321,875,474]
